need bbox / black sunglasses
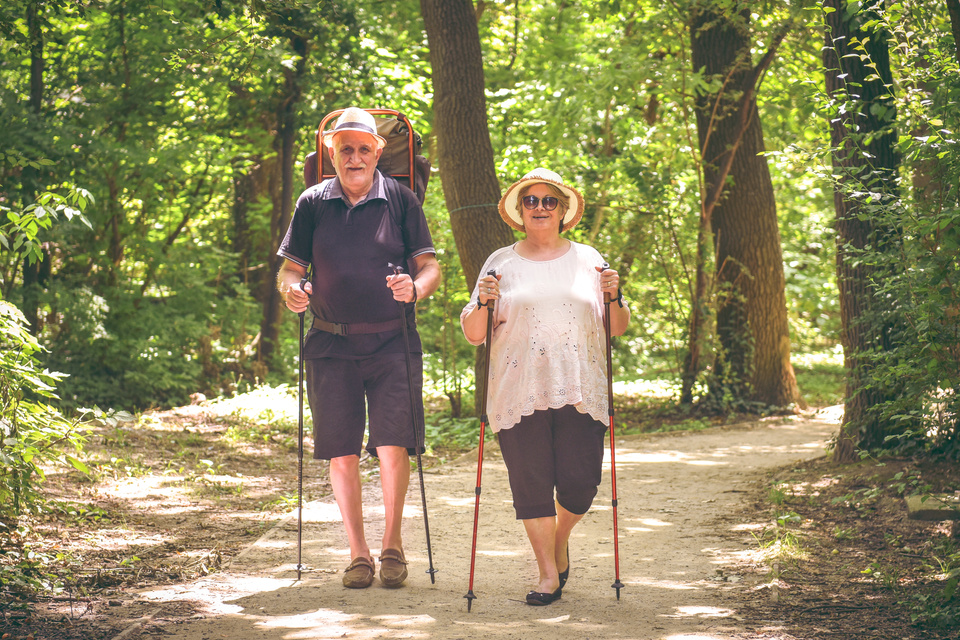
[521,195,560,211]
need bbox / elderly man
[276,107,441,589]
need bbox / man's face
[327,130,382,201]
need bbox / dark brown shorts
[305,352,424,460]
[497,405,608,519]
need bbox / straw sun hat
[498,168,585,233]
[321,107,386,149]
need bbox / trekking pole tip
[612,580,624,600]
[426,567,438,584]
[464,591,476,612]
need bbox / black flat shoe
[558,544,570,589]
[525,587,562,606]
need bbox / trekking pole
[390,264,438,583]
[464,269,496,612]
[601,262,625,600]
[296,275,310,581]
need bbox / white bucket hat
[322,107,387,149]
[498,167,585,232]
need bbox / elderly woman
[460,168,630,605]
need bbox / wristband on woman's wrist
[476,298,488,308]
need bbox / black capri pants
[497,405,608,520]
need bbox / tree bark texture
[20,0,46,333]
[948,0,960,65]
[420,0,516,414]
[823,0,900,461]
[420,0,515,290]
[689,6,800,408]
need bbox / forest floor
[2,388,959,640]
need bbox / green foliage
[0,0,950,471]
[753,509,805,565]
[0,301,90,524]
[793,350,845,407]
[911,538,960,628]
[814,1,960,456]
[424,413,483,455]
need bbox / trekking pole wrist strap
[614,288,624,308]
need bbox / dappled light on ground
[26,408,842,639]
[667,605,736,618]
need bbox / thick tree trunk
[687,7,800,409]
[231,159,258,283]
[21,0,45,333]
[420,0,516,413]
[823,0,901,461]
[419,0,515,289]
[948,0,960,65]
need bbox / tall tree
[822,0,902,461]
[683,2,800,409]
[420,0,516,412]
[19,0,47,332]
[419,0,514,289]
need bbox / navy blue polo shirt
[278,170,436,359]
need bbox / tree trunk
[420,0,516,414]
[419,0,515,289]
[20,0,46,333]
[688,6,800,409]
[823,0,901,461]
[948,0,960,65]
[231,158,258,283]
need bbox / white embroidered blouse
[460,241,609,433]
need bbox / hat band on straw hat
[322,108,387,149]
[331,121,378,137]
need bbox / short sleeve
[277,187,322,267]
[398,186,435,260]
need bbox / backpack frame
[303,108,431,204]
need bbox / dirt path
[111,416,836,640]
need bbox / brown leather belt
[311,317,404,336]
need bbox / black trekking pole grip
[601,263,615,413]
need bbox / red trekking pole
[464,270,497,612]
[601,263,624,600]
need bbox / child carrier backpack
[303,108,431,204]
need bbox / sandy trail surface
[118,416,836,640]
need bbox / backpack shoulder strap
[382,171,404,229]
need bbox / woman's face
[519,183,566,235]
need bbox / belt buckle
[331,322,347,336]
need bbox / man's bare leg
[329,454,370,562]
[377,445,410,552]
